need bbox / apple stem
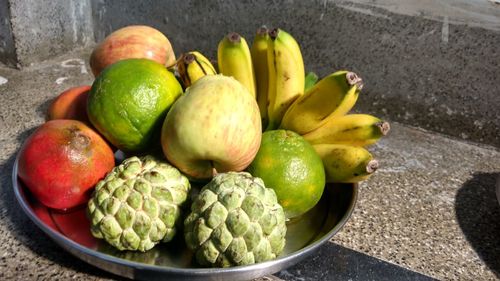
[211,167,218,177]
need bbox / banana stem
[265,120,280,131]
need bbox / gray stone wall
[1,0,94,67]
[0,0,17,67]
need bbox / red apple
[46,85,91,123]
[18,120,115,210]
[90,25,176,77]
[161,75,262,180]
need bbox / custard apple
[87,155,190,252]
[184,172,287,267]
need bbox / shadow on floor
[455,172,500,279]
[0,128,126,280]
[36,96,54,120]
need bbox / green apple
[161,75,262,180]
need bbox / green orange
[246,130,325,219]
[87,58,182,153]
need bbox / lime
[246,130,325,219]
[87,58,182,152]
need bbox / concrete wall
[0,0,17,67]
[1,0,94,67]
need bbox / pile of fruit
[17,25,389,268]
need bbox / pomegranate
[18,120,115,210]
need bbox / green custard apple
[87,155,190,252]
[184,172,287,267]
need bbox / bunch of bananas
[172,26,390,184]
[281,70,390,183]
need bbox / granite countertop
[0,48,499,280]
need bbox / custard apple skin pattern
[184,172,287,267]
[87,156,191,252]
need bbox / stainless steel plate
[12,155,357,281]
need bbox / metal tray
[496,174,500,207]
[12,155,357,281]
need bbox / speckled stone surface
[333,126,500,280]
[0,48,499,280]
[277,243,435,281]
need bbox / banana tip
[257,26,268,35]
[227,32,241,43]
[269,28,279,39]
[378,122,391,136]
[347,72,364,90]
[366,160,379,173]
[183,53,196,64]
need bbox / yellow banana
[217,32,256,97]
[266,28,305,131]
[176,51,217,88]
[303,114,390,146]
[313,144,378,183]
[280,71,363,135]
[251,26,270,129]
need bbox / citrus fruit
[87,58,183,153]
[246,130,325,219]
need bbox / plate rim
[11,153,358,277]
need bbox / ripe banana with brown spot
[266,28,305,131]
[251,26,270,129]
[218,32,256,98]
[313,144,378,183]
[176,51,217,88]
[280,71,363,135]
[303,114,390,146]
